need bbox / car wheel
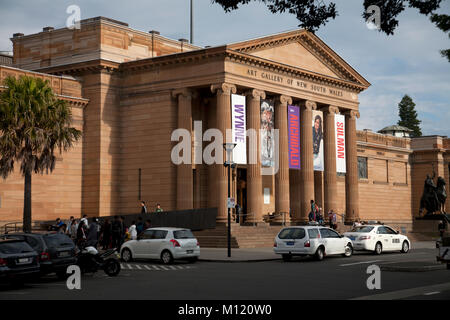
[161,250,174,265]
[401,241,409,253]
[282,254,292,262]
[343,243,353,257]
[374,242,383,255]
[315,247,324,261]
[121,248,132,262]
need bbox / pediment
[228,30,370,88]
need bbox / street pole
[227,163,231,257]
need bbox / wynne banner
[335,114,346,173]
[260,99,275,167]
[231,94,247,164]
[288,105,300,170]
[312,110,324,171]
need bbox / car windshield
[278,228,305,240]
[173,230,195,239]
[0,241,34,254]
[43,234,74,248]
[350,226,374,233]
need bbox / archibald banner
[335,114,346,173]
[288,105,300,170]
[231,94,246,164]
[312,110,324,171]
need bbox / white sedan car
[274,226,353,261]
[120,227,200,264]
[344,225,411,255]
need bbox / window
[358,157,368,179]
[141,230,155,239]
[174,230,195,239]
[308,229,320,239]
[43,234,74,248]
[0,241,34,254]
[154,230,168,239]
[320,228,340,238]
[377,227,387,234]
[384,227,397,235]
[278,228,306,240]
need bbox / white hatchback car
[120,227,200,264]
[344,225,411,255]
[274,226,353,261]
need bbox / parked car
[274,226,353,261]
[343,225,411,255]
[120,228,200,264]
[2,233,77,278]
[0,238,40,281]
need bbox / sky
[0,0,449,136]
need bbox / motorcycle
[76,246,121,277]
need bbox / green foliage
[397,94,422,137]
[430,13,450,62]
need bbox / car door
[376,227,392,251]
[134,230,155,258]
[152,230,169,258]
[325,228,345,254]
[319,228,340,255]
[385,226,402,250]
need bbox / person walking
[136,217,144,235]
[111,216,123,249]
[308,200,317,222]
[76,220,87,249]
[129,221,137,240]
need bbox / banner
[260,99,274,167]
[288,105,300,170]
[231,94,246,164]
[312,110,324,171]
[335,114,346,173]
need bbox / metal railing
[2,222,22,234]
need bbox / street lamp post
[223,143,237,258]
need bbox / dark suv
[0,239,40,280]
[3,233,77,278]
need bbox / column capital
[345,110,360,119]
[275,94,292,106]
[172,88,195,99]
[245,88,266,100]
[210,83,237,95]
[323,105,339,114]
[300,100,317,111]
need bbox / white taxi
[344,225,411,255]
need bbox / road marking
[151,265,161,270]
[127,264,132,270]
[135,264,142,270]
[424,291,440,296]
[144,265,152,270]
[340,260,383,267]
[160,266,170,270]
[352,282,450,300]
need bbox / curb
[380,264,446,272]
[198,258,281,263]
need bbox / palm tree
[0,75,82,232]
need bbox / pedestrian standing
[331,211,338,230]
[129,221,137,240]
[155,203,163,213]
[76,220,87,249]
[81,214,89,228]
[328,210,333,228]
[86,218,99,248]
[70,219,78,242]
[101,218,112,250]
[141,201,148,214]
[111,216,122,249]
[136,217,144,235]
[119,216,126,248]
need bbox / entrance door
[236,168,247,224]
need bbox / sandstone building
[0,17,448,235]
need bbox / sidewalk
[198,241,437,263]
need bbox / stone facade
[0,17,449,231]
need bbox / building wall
[0,66,87,223]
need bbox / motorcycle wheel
[104,259,121,277]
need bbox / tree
[397,94,422,137]
[0,76,82,232]
[212,0,448,61]
[430,13,450,62]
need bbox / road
[0,247,449,300]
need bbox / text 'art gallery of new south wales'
[0,17,449,246]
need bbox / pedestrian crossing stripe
[120,263,194,271]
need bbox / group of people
[308,200,338,229]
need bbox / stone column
[300,100,316,222]
[246,89,265,223]
[211,83,236,223]
[345,110,360,224]
[323,106,339,214]
[173,88,194,210]
[275,95,292,222]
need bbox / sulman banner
[335,114,346,173]
[288,105,300,170]
[260,99,275,167]
[231,94,247,164]
[312,110,324,171]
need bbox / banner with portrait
[231,94,247,164]
[260,99,275,167]
[288,105,300,170]
[312,110,324,171]
[335,114,346,173]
